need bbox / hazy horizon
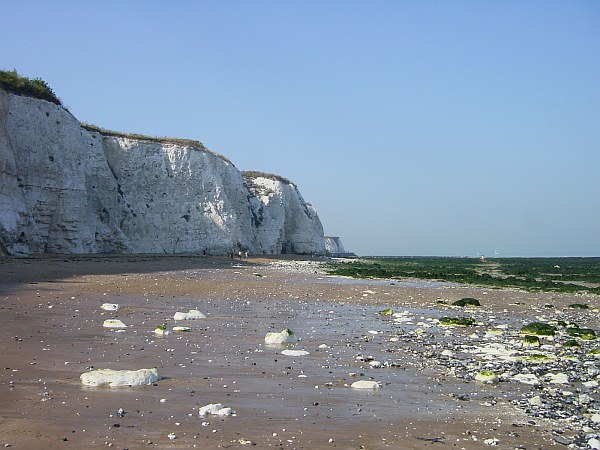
[2,2,599,257]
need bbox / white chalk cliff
[325,236,346,254]
[0,87,326,255]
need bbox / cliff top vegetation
[242,171,293,186]
[0,69,62,105]
[82,123,233,165]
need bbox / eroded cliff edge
[0,87,325,255]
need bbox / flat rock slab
[80,368,160,387]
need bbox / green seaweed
[520,322,557,336]
[566,327,597,340]
[568,303,590,309]
[523,335,540,345]
[439,317,476,326]
[452,297,481,307]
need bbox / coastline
[0,255,598,449]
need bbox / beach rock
[265,329,297,344]
[512,374,540,385]
[589,438,600,450]
[281,349,310,356]
[173,310,205,320]
[350,380,380,389]
[80,368,159,387]
[101,303,119,311]
[103,319,127,328]
[154,325,170,335]
[547,373,569,384]
[475,371,499,383]
[173,326,191,332]
[528,396,543,406]
[198,403,234,416]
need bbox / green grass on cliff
[242,171,294,185]
[81,124,233,165]
[0,69,61,105]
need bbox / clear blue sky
[2,1,599,256]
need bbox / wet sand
[0,255,597,449]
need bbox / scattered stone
[589,438,600,450]
[103,319,127,328]
[80,368,160,387]
[528,396,543,406]
[281,349,310,357]
[154,324,169,336]
[474,371,499,383]
[350,380,380,389]
[173,310,206,320]
[198,403,235,416]
[512,374,540,385]
[265,329,297,344]
[173,326,191,332]
[546,373,569,384]
[101,303,119,311]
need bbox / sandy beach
[0,255,598,449]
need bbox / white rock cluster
[0,88,326,256]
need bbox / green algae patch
[568,303,590,309]
[566,327,597,340]
[563,339,581,348]
[523,335,541,346]
[474,370,499,383]
[439,317,476,326]
[520,322,557,336]
[522,353,554,362]
[452,297,481,307]
[378,308,393,316]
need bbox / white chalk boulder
[101,303,119,311]
[174,309,206,320]
[281,349,310,356]
[474,371,499,383]
[351,380,380,389]
[265,329,297,344]
[198,403,235,416]
[103,319,127,328]
[154,325,170,336]
[80,368,160,387]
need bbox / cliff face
[244,174,325,255]
[0,88,325,255]
[325,236,346,254]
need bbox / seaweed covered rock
[566,327,597,340]
[439,317,476,326]
[452,297,480,307]
[520,322,557,336]
[265,328,297,344]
